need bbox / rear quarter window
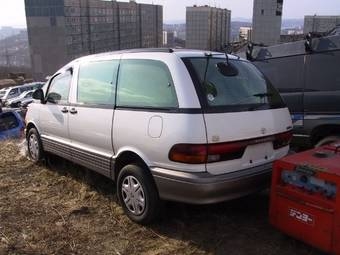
[77,60,119,105]
[117,59,178,109]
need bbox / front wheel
[27,128,44,162]
[117,164,160,224]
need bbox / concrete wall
[186,6,231,51]
[252,0,283,46]
[304,16,340,34]
[25,0,162,79]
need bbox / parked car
[0,82,45,106]
[20,97,35,108]
[6,90,34,108]
[250,31,340,148]
[0,111,25,141]
[25,49,292,223]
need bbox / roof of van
[74,48,241,62]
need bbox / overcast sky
[0,0,339,28]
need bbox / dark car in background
[248,29,340,148]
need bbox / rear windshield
[0,112,19,132]
[183,57,285,112]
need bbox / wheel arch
[310,124,340,145]
[26,121,40,138]
[112,148,152,181]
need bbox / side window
[9,88,19,96]
[77,60,118,105]
[305,52,340,92]
[46,71,72,104]
[25,92,33,98]
[253,56,305,93]
[117,59,178,108]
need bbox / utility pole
[4,48,12,67]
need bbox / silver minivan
[25,49,292,223]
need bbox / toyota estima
[25,49,292,224]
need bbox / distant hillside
[0,30,30,68]
[282,19,304,29]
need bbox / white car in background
[6,90,35,108]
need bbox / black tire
[27,128,44,163]
[117,164,160,224]
[315,136,340,147]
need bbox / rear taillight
[273,131,292,149]
[168,144,207,164]
[169,141,247,164]
[207,142,246,162]
[169,131,292,164]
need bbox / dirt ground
[0,141,325,255]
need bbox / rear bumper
[151,163,272,204]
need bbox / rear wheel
[315,136,340,147]
[27,128,44,162]
[117,164,160,224]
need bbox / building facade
[186,5,231,51]
[304,15,340,34]
[252,0,283,46]
[239,27,252,41]
[25,0,163,79]
[162,31,175,47]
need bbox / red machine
[270,143,340,254]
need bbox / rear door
[68,57,119,177]
[184,57,292,175]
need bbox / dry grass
[0,141,323,255]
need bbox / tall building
[252,0,283,46]
[162,31,174,47]
[304,15,340,34]
[25,0,163,79]
[186,5,231,51]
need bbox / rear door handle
[61,107,68,113]
[69,108,78,114]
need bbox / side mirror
[305,33,313,53]
[32,89,45,104]
[246,43,254,61]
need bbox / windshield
[183,57,285,112]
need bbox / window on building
[117,59,178,108]
[261,9,264,15]
[50,16,56,26]
[46,71,72,104]
[77,60,119,105]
